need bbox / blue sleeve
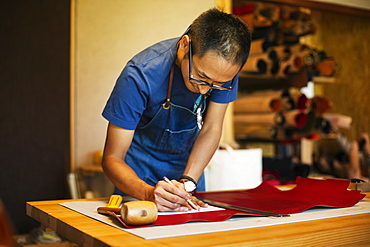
[209,75,239,103]
[102,64,149,130]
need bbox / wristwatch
[179,175,197,193]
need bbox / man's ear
[178,35,190,52]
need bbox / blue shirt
[102,37,239,130]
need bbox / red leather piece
[111,178,364,228]
[109,209,240,229]
[196,177,365,215]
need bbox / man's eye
[198,74,206,79]
[214,82,225,86]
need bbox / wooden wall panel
[305,11,370,140]
[0,0,70,234]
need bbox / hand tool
[203,199,290,217]
[97,196,158,226]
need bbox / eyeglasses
[188,42,234,91]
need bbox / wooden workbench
[27,193,370,247]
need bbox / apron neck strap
[163,63,175,109]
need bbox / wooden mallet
[98,200,158,226]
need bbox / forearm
[183,124,222,182]
[102,155,155,201]
[102,124,192,211]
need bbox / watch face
[184,181,196,192]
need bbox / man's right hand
[153,179,191,212]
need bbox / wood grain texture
[26,194,370,247]
[305,10,370,141]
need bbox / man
[102,8,251,212]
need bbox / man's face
[182,46,240,95]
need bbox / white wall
[73,0,215,168]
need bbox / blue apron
[113,64,206,196]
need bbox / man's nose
[198,85,210,95]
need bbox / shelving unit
[227,0,342,173]
[227,0,370,181]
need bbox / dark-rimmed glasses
[188,42,234,91]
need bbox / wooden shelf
[79,164,103,176]
[312,76,336,84]
[238,67,311,91]
[233,0,370,18]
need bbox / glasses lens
[213,86,232,91]
[191,79,232,90]
[190,78,207,86]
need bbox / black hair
[188,8,252,69]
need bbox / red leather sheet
[196,177,365,214]
[110,209,237,229]
[112,177,365,228]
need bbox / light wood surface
[27,193,370,247]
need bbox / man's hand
[152,179,207,212]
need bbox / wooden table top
[27,193,370,247]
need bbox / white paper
[158,205,224,215]
[60,200,370,240]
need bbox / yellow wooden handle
[107,195,123,208]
